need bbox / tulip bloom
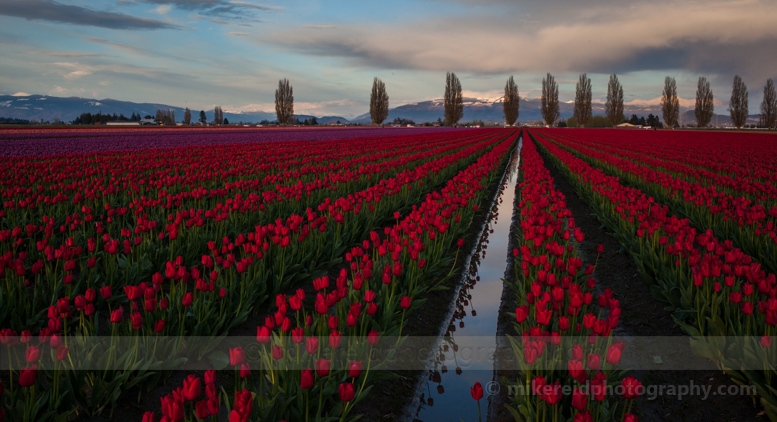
[315,358,331,377]
[338,382,355,402]
[182,374,201,401]
[25,345,40,363]
[300,369,315,389]
[348,361,363,378]
[621,376,643,399]
[256,325,271,344]
[470,382,483,400]
[229,347,245,366]
[19,365,37,387]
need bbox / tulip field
[2,126,777,422]
[512,128,777,421]
[0,127,518,421]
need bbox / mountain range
[0,93,759,126]
[0,94,348,125]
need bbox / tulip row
[505,136,640,422]
[0,131,508,420]
[537,129,777,277]
[0,126,458,157]
[550,130,777,204]
[530,130,777,420]
[139,130,519,421]
[0,131,492,331]
[549,129,777,185]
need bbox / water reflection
[410,142,522,422]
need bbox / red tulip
[470,382,483,400]
[606,343,622,365]
[256,325,271,344]
[19,365,37,387]
[287,369,309,393]
[25,345,40,363]
[367,330,380,346]
[240,363,251,378]
[762,335,772,348]
[621,376,642,399]
[348,361,363,378]
[571,386,588,410]
[195,400,210,419]
[229,347,245,366]
[400,295,412,309]
[272,345,284,360]
[305,337,319,355]
[141,411,156,422]
[56,346,68,361]
[315,358,331,377]
[182,374,201,401]
[110,307,123,324]
[338,382,355,402]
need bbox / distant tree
[223,117,229,125]
[694,77,714,128]
[391,117,416,126]
[574,73,592,127]
[729,75,749,129]
[761,78,776,130]
[444,72,463,126]
[214,106,224,125]
[629,114,639,125]
[155,109,163,123]
[661,76,680,129]
[605,74,624,127]
[369,77,389,125]
[503,75,519,126]
[541,72,559,127]
[311,117,318,126]
[199,110,207,124]
[638,116,646,126]
[184,108,192,125]
[275,78,294,126]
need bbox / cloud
[304,25,337,30]
[140,0,281,20]
[84,37,202,63]
[46,61,190,84]
[227,31,249,36]
[268,0,777,83]
[23,50,105,58]
[11,92,30,96]
[154,5,172,14]
[0,0,179,30]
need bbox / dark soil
[536,139,763,422]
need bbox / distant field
[0,126,459,156]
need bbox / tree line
[68,74,777,130]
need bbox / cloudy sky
[1,0,775,118]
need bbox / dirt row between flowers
[489,136,762,422]
[70,140,514,422]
